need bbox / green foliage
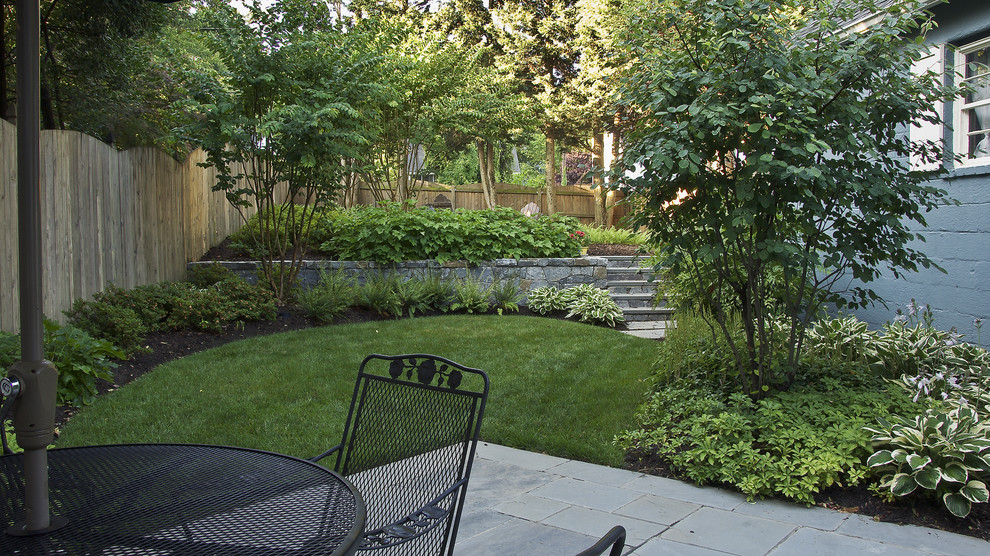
[491,277,523,314]
[617,378,917,505]
[322,205,582,263]
[42,320,121,407]
[562,284,625,327]
[866,405,990,518]
[526,284,623,327]
[185,2,377,299]
[66,278,277,342]
[417,272,455,313]
[393,275,433,318]
[526,286,570,315]
[450,277,492,314]
[578,225,650,246]
[614,0,961,395]
[357,273,403,317]
[296,269,356,324]
[187,263,237,288]
[64,300,147,356]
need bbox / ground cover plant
[54,315,657,467]
[619,308,990,526]
[528,284,625,327]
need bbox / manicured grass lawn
[57,315,658,467]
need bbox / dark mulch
[626,449,990,542]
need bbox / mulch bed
[51,244,989,543]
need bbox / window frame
[953,35,990,168]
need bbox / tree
[187,1,376,299]
[432,0,530,208]
[613,0,959,395]
[1,0,175,133]
[493,0,582,214]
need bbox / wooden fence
[1,121,609,333]
[1,120,250,333]
[353,182,599,223]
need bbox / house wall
[851,1,990,345]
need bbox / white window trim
[910,43,944,171]
[953,35,990,168]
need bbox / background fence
[1,121,609,333]
[352,182,600,223]
[1,120,250,333]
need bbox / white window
[955,37,990,166]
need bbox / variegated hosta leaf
[960,480,989,504]
[941,462,969,483]
[943,492,973,518]
[914,467,940,490]
[906,454,931,472]
[867,450,895,467]
[891,449,909,464]
[890,473,918,496]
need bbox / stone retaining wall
[188,258,609,303]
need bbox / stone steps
[595,255,674,337]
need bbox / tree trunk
[477,139,498,208]
[592,130,606,226]
[396,141,409,203]
[544,135,557,214]
[560,151,567,188]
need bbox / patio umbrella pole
[5,0,65,536]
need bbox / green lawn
[57,315,658,466]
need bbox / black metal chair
[576,526,626,556]
[310,354,489,555]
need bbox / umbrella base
[6,516,68,537]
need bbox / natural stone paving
[456,443,989,555]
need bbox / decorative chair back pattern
[330,354,488,556]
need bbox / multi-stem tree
[613,0,959,395]
[189,1,376,300]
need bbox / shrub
[187,263,237,288]
[321,204,582,263]
[86,284,171,332]
[64,300,147,355]
[578,225,650,246]
[617,376,917,505]
[418,272,454,313]
[393,275,432,318]
[2,322,122,407]
[866,404,990,518]
[296,269,356,323]
[227,205,329,259]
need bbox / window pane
[965,46,990,104]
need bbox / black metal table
[0,444,366,555]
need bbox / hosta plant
[865,404,990,517]
[526,286,568,315]
[563,285,625,327]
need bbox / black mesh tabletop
[0,444,365,555]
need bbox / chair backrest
[332,354,489,556]
[576,526,626,556]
